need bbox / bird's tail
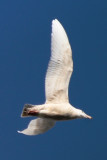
[21,104,34,117]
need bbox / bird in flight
[18,19,92,136]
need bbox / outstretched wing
[45,19,73,103]
[18,118,55,136]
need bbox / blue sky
[0,0,106,159]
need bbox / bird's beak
[85,114,92,119]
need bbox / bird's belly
[28,109,72,120]
[27,103,74,121]
[39,104,73,120]
[39,111,72,121]
[41,114,72,121]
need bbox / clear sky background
[0,0,106,160]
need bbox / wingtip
[52,19,59,25]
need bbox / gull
[18,19,92,136]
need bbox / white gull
[18,19,92,136]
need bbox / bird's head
[77,109,92,119]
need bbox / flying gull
[18,19,92,136]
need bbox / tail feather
[21,104,34,117]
